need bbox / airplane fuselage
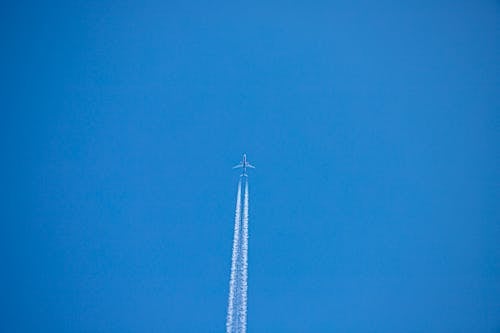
[233,153,255,176]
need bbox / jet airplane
[233,153,255,176]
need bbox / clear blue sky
[1,1,499,332]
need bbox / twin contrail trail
[226,176,250,333]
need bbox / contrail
[239,178,249,332]
[226,177,250,333]
[226,178,242,333]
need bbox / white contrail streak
[239,178,249,333]
[226,177,250,333]
[226,178,242,333]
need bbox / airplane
[233,153,255,176]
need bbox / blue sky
[1,1,499,332]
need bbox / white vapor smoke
[239,178,249,332]
[226,178,242,333]
[226,177,249,333]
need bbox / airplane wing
[233,163,243,169]
[247,163,255,169]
